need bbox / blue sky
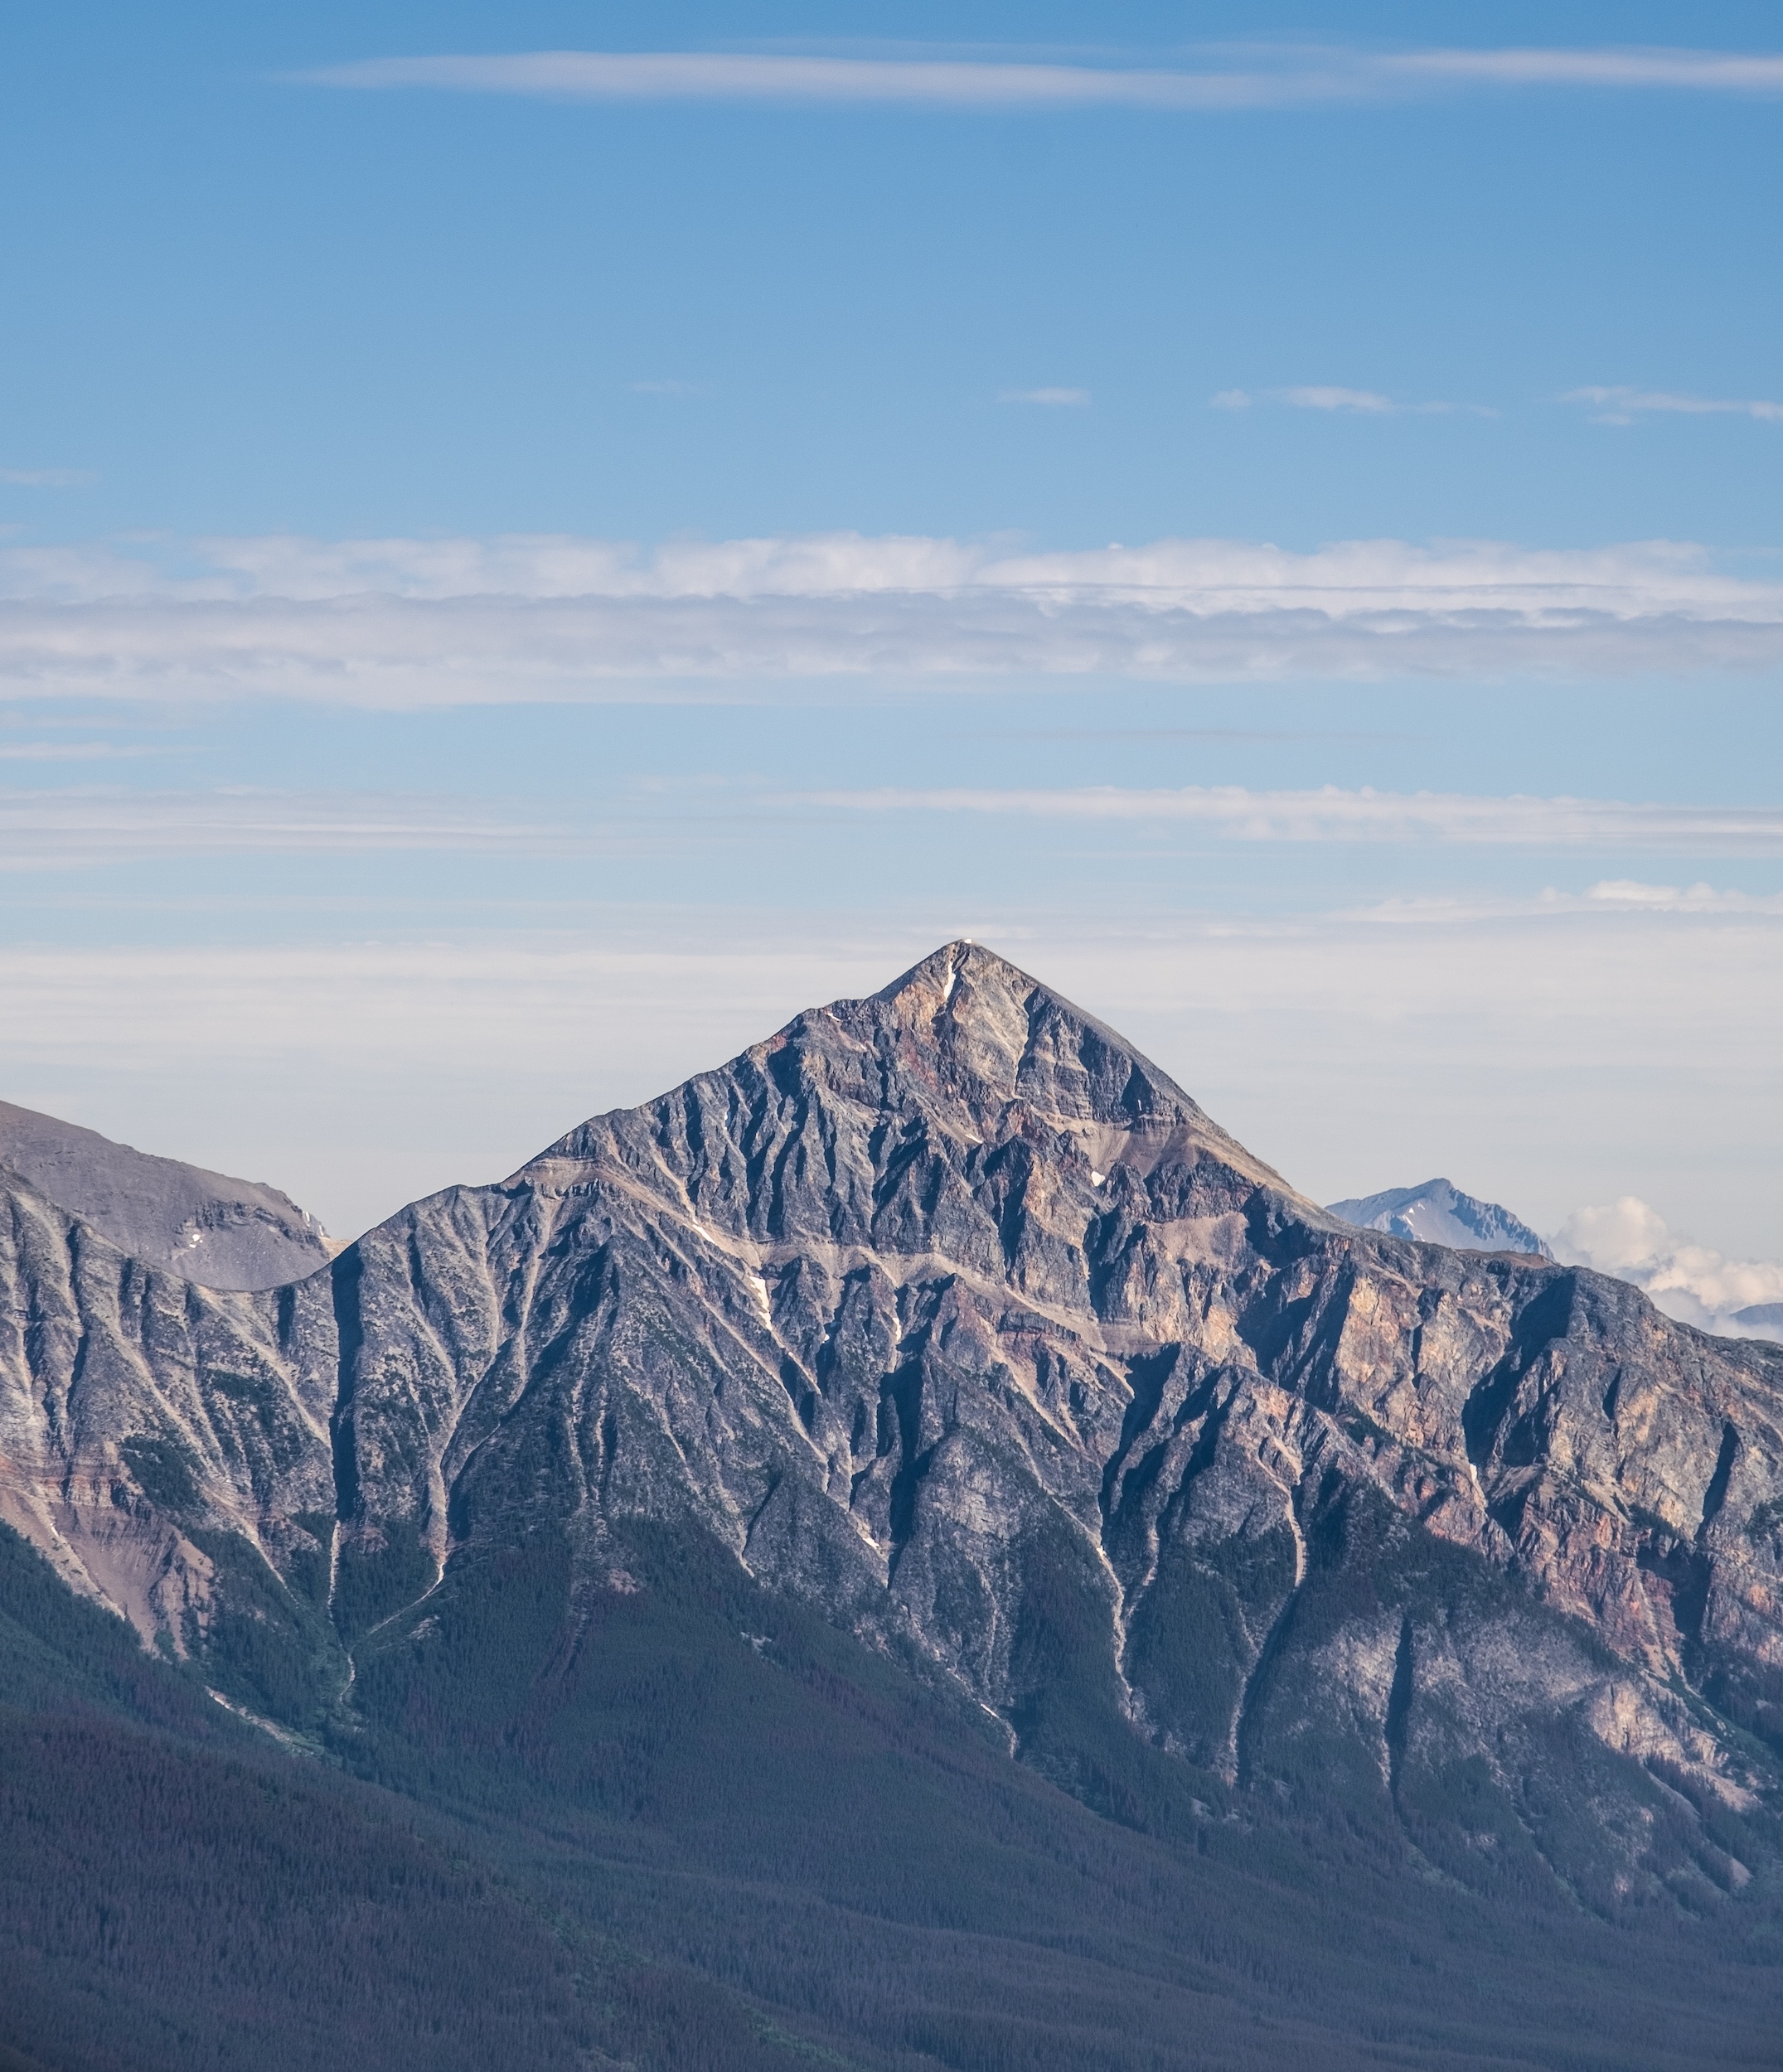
[2,3,1781,1316]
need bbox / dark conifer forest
[3,1513,1781,2072]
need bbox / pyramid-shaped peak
[863,939,1218,1142]
[872,939,1107,1048]
[533,939,1293,1198]
[874,938,1035,1009]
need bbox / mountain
[0,1097,334,1290]
[4,941,1783,2070]
[1326,1175,1554,1258]
[1734,1302,1783,1343]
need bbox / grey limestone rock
[4,942,1782,1899]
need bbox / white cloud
[297,47,1783,113]
[1221,387,1489,418]
[0,788,601,868]
[1000,387,1091,407]
[2,530,1782,704]
[1566,386,1783,426]
[1282,385,1398,414]
[1553,1198,1783,1339]
[789,784,1783,853]
[0,468,96,488]
[1583,879,1783,913]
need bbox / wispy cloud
[784,784,1783,853]
[9,781,1783,870]
[1565,385,1783,426]
[999,387,1090,407]
[297,46,1783,112]
[0,788,603,868]
[0,741,168,762]
[0,468,96,488]
[1282,385,1397,414]
[2,531,1781,704]
[1214,386,1490,417]
[1384,48,1783,94]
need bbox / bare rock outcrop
[3,942,1780,1902]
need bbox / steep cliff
[4,942,1781,1908]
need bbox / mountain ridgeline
[0,1097,334,1290]
[1325,1175,1555,1259]
[4,942,1783,2071]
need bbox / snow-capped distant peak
[1325,1178,1553,1259]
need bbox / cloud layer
[1566,386,1783,426]
[1554,1197,1783,1339]
[790,786,1783,852]
[2,531,1781,704]
[8,785,1783,867]
[299,47,1783,112]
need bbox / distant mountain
[1734,1302,1783,1343]
[0,1098,334,1291]
[1325,1175,1553,1257]
[3,943,1783,2070]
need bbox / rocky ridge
[3,942,1781,1904]
[0,1097,335,1291]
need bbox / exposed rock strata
[3,942,1781,1899]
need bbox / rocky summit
[5,941,1783,1910]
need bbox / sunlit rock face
[5,941,1782,1900]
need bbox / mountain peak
[1326,1174,1553,1258]
[873,936,1007,1005]
[866,938,1208,1138]
[824,939,1286,1199]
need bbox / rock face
[0,1098,335,1290]
[1327,1176,1553,1259]
[4,942,1782,1903]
